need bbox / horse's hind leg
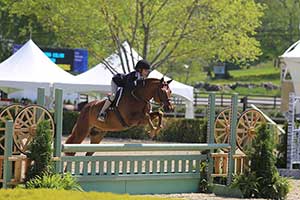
[86,128,107,156]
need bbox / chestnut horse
[65,78,174,156]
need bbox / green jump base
[77,176,200,194]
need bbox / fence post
[227,94,238,185]
[242,96,248,111]
[207,93,216,184]
[54,89,63,173]
[194,91,198,106]
[3,120,13,189]
[220,93,223,107]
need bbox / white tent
[0,39,194,117]
[280,40,300,97]
[69,42,194,118]
[148,70,194,118]
[0,40,78,100]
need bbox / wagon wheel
[214,108,241,151]
[13,105,55,154]
[0,104,24,152]
[236,109,266,152]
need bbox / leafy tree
[0,0,57,62]
[9,0,264,74]
[255,0,300,61]
[9,0,110,67]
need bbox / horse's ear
[160,77,164,83]
[167,79,173,84]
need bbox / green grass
[210,61,280,85]
[175,61,280,85]
[174,61,281,96]
[0,189,179,200]
[232,87,280,96]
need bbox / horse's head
[153,78,174,112]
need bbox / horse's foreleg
[146,113,156,130]
[65,122,91,156]
[149,110,164,129]
[145,111,163,139]
[86,129,106,156]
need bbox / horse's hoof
[148,130,156,139]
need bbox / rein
[131,89,149,104]
[130,86,164,108]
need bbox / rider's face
[141,69,149,78]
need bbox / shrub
[199,161,211,193]
[26,120,53,181]
[26,172,82,191]
[231,172,260,198]
[232,123,290,199]
[63,111,79,135]
[106,126,149,140]
[62,112,208,143]
[156,118,207,143]
[276,121,287,168]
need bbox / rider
[97,59,151,121]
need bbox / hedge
[63,111,208,143]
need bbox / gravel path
[63,137,300,199]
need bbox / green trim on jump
[227,94,238,185]
[54,88,63,173]
[60,142,231,193]
[62,143,230,152]
[3,120,13,188]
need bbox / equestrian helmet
[135,59,151,70]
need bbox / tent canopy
[0,40,77,95]
[280,40,300,96]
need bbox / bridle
[131,81,171,109]
[156,84,171,108]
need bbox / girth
[108,107,129,128]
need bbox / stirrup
[97,112,107,122]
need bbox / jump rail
[62,143,230,152]
[61,143,231,194]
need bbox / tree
[9,0,264,74]
[0,0,58,62]
[91,0,264,72]
[255,0,300,61]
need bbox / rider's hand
[137,79,145,87]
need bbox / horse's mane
[145,78,161,82]
[141,78,162,87]
[126,78,160,94]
